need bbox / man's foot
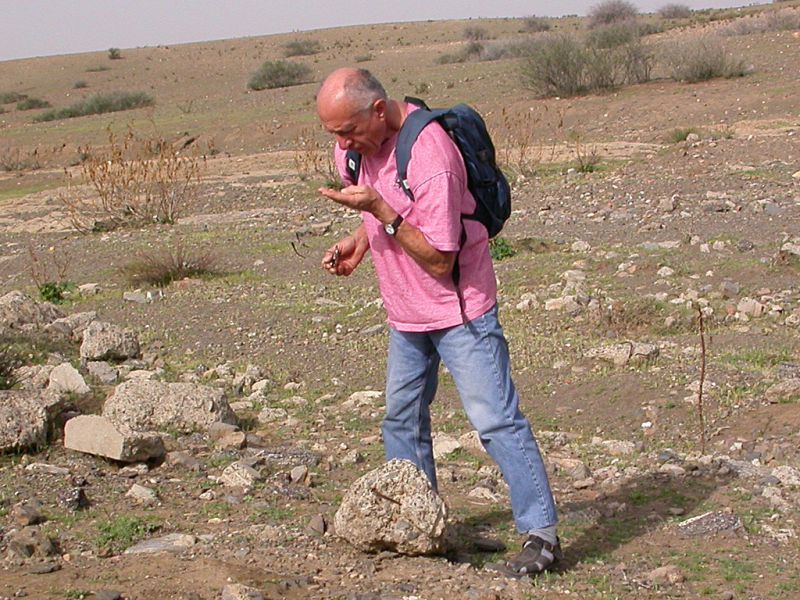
[504,535,562,576]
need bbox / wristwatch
[384,214,404,236]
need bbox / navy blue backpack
[345,96,511,239]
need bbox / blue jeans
[382,304,558,532]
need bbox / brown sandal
[504,535,562,576]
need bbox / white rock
[47,363,90,395]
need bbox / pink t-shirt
[335,105,497,332]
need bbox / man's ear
[373,98,387,121]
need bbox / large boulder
[334,459,448,555]
[64,414,165,462]
[0,291,63,332]
[80,321,140,361]
[102,379,236,433]
[0,390,64,452]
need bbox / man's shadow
[451,469,728,571]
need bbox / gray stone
[86,361,119,384]
[6,526,57,558]
[103,379,236,433]
[290,465,309,484]
[0,390,64,452]
[11,500,45,526]
[125,483,159,504]
[221,584,265,600]
[46,311,97,342]
[216,431,247,450]
[549,455,591,480]
[47,363,90,395]
[0,290,63,331]
[677,511,742,537]
[584,342,659,367]
[80,320,140,361]
[166,451,204,472]
[124,533,197,554]
[334,459,448,555]
[64,415,165,462]
[432,433,461,459]
[220,461,262,489]
[645,565,686,586]
[14,364,54,390]
[765,379,800,403]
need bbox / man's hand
[319,185,395,223]
[321,226,369,276]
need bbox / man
[316,67,560,576]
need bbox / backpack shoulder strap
[396,98,449,200]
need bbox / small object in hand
[326,245,340,268]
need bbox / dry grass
[119,243,218,288]
[59,128,207,232]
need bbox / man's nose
[336,135,351,150]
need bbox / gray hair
[342,69,387,112]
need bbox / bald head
[317,68,387,117]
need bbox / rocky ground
[2,7,800,600]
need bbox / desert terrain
[1,3,800,599]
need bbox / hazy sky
[1,0,757,62]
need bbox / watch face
[384,223,396,235]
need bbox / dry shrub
[0,336,20,390]
[60,128,207,232]
[436,42,484,64]
[248,60,312,90]
[490,104,564,178]
[283,39,322,57]
[658,3,693,19]
[27,241,73,304]
[34,91,154,122]
[588,0,639,28]
[463,26,490,41]
[662,34,748,82]
[721,7,800,35]
[522,16,551,32]
[120,243,218,288]
[292,126,339,187]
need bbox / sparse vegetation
[73,80,88,89]
[0,92,27,104]
[463,26,490,41]
[108,47,122,60]
[283,39,322,57]
[16,97,51,111]
[120,243,218,287]
[86,65,110,72]
[95,515,160,554]
[436,41,484,64]
[60,127,206,231]
[522,16,551,32]
[721,7,800,35]
[663,34,748,83]
[27,242,73,304]
[587,0,639,28]
[0,337,20,390]
[248,60,312,90]
[33,91,154,122]
[658,3,693,19]
[667,127,700,142]
[490,237,516,261]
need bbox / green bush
[37,281,75,304]
[520,33,588,97]
[33,91,154,122]
[86,65,110,72]
[490,237,516,261]
[16,97,51,111]
[283,39,322,57]
[73,80,89,89]
[248,60,312,90]
[588,0,639,28]
[0,92,27,104]
[658,3,693,19]
[663,35,748,82]
[108,47,122,60]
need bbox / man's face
[319,98,385,156]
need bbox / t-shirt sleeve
[405,126,470,252]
